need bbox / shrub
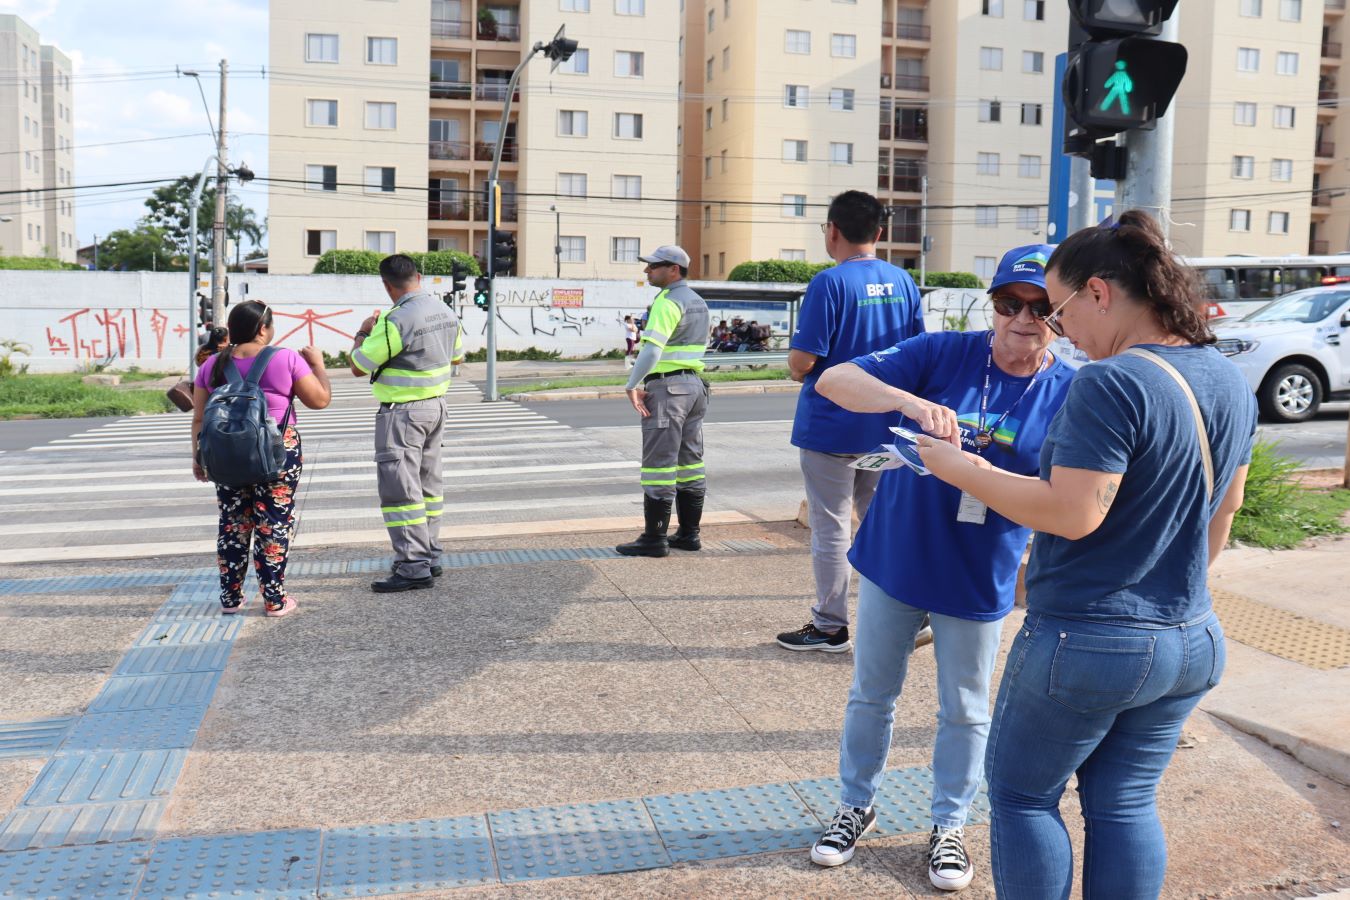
[727,260,833,283]
[463,346,562,362]
[0,340,31,378]
[1230,441,1350,549]
[0,255,80,271]
[312,249,481,276]
[908,270,983,289]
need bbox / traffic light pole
[1115,13,1179,236]
[1069,156,1094,233]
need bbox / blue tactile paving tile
[318,816,496,897]
[643,782,822,862]
[88,671,223,714]
[131,618,241,649]
[0,717,77,760]
[137,829,322,900]
[0,571,194,597]
[153,594,226,621]
[288,559,350,577]
[0,842,148,898]
[792,766,989,838]
[489,799,671,882]
[115,643,234,677]
[0,800,164,851]
[57,706,207,754]
[21,750,186,807]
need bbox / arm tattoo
[1096,481,1120,515]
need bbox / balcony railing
[892,173,924,192]
[475,83,520,102]
[1313,190,1333,206]
[430,80,473,100]
[1327,0,1345,10]
[477,21,521,42]
[1324,41,1343,58]
[1317,140,1336,157]
[887,225,922,244]
[884,74,930,91]
[431,18,471,39]
[896,24,931,40]
[474,141,518,162]
[429,140,470,161]
[428,201,471,220]
[1319,88,1339,103]
[473,200,518,222]
[880,124,928,142]
[1312,239,1330,254]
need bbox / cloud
[0,0,60,26]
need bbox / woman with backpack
[191,301,332,617]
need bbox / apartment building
[0,15,76,263]
[268,0,679,276]
[1315,0,1350,253]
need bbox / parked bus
[1186,254,1350,318]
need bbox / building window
[705,107,713,130]
[703,206,712,228]
[558,48,589,73]
[305,33,338,63]
[558,109,589,136]
[1232,156,1255,179]
[831,34,856,58]
[718,252,726,275]
[1023,0,1044,19]
[1274,105,1295,128]
[707,57,714,81]
[365,231,396,253]
[830,88,855,111]
[724,0,731,15]
[1021,103,1043,125]
[612,237,640,263]
[717,202,727,223]
[615,50,644,77]
[366,37,398,65]
[782,194,807,217]
[785,30,811,54]
[1240,0,1261,14]
[723,47,730,70]
[305,164,337,191]
[830,142,854,165]
[781,249,806,261]
[1234,102,1257,126]
[1279,0,1301,21]
[1271,158,1293,181]
[980,47,1003,70]
[784,84,810,108]
[720,149,728,171]
[979,99,1002,122]
[307,99,338,127]
[559,172,588,197]
[617,0,645,13]
[306,230,337,256]
[783,139,808,162]
[982,0,1003,16]
[365,102,397,129]
[702,254,710,274]
[1276,52,1298,75]
[976,206,999,227]
[1016,207,1038,230]
[1237,47,1260,72]
[562,0,591,10]
[704,156,713,178]
[977,152,1000,175]
[974,256,997,281]
[615,113,644,139]
[721,98,729,121]
[364,167,396,193]
[1230,209,1252,231]
[614,174,641,199]
[707,8,715,30]
[1017,155,1042,178]
[1023,51,1044,73]
[559,236,586,262]
[1269,211,1290,233]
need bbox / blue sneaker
[776,622,851,653]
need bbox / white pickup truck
[1213,286,1350,422]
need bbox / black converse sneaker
[810,804,877,867]
[776,623,852,653]
[928,825,974,891]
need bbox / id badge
[957,491,987,525]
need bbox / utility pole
[210,59,229,326]
[1114,15,1178,236]
[1068,156,1094,233]
[92,234,98,270]
[551,205,561,278]
[919,174,928,288]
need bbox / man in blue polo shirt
[776,190,925,653]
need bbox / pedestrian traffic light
[473,276,491,311]
[451,260,468,295]
[1063,1,1187,144]
[490,230,516,277]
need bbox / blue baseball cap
[988,243,1053,294]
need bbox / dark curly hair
[1046,209,1214,346]
[209,301,274,388]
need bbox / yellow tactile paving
[1211,587,1350,671]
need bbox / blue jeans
[985,610,1226,899]
[839,577,1005,828]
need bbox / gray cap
[638,245,691,267]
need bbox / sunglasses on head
[990,293,1052,320]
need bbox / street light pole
[187,156,215,377]
[551,204,560,278]
[211,59,230,326]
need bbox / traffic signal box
[473,276,491,311]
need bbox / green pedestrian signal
[1100,60,1133,115]
[473,276,491,311]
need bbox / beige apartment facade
[268,0,679,277]
[0,15,76,263]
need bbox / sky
[2,0,270,251]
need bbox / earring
[1098,308,1107,316]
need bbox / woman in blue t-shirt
[806,244,1075,892]
[915,212,1257,899]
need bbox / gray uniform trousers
[374,397,446,579]
[800,448,882,632]
[640,371,709,500]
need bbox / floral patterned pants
[216,427,302,611]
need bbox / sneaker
[928,826,974,891]
[220,597,247,615]
[914,625,934,648]
[810,805,876,867]
[776,623,851,653]
[264,595,297,618]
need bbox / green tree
[96,226,182,272]
[142,175,263,267]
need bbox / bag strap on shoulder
[1124,348,1214,502]
[243,345,280,387]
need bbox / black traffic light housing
[451,260,469,295]
[1069,0,1179,34]
[490,230,516,276]
[473,276,491,311]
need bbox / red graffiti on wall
[149,310,170,358]
[271,308,355,346]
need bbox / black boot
[668,491,704,551]
[616,495,672,557]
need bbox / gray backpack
[196,346,292,487]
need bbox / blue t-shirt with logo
[847,331,1076,621]
[790,258,925,453]
[1027,345,1258,625]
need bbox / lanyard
[840,254,876,263]
[976,332,1049,449]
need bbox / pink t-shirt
[195,348,312,425]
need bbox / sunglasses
[990,293,1052,320]
[1041,288,1081,337]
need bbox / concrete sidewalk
[0,523,1347,898]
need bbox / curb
[509,382,801,402]
[1207,709,1350,787]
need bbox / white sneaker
[810,805,876,867]
[928,825,974,891]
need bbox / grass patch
[1230,441,1350,549]
[501,368,790,397]
[0,374,174,419]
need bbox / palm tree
[227,202,265,270]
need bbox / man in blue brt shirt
[777,190,925,653]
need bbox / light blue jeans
[985,609,1225,899]
[839,577,1005,828]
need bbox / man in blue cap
[799,243,1077,893]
